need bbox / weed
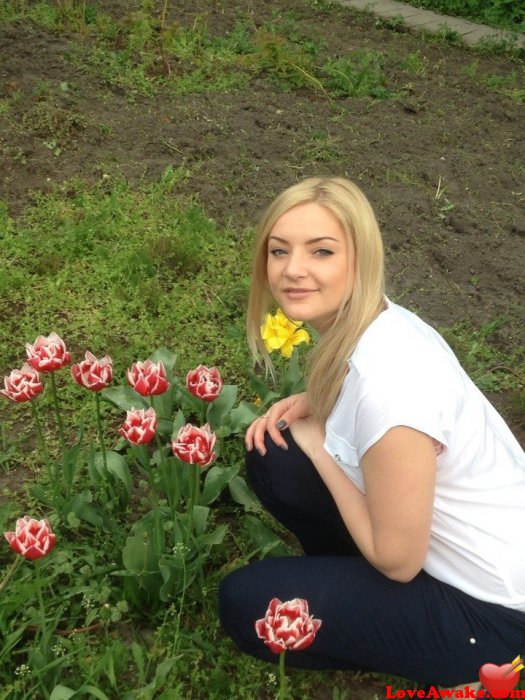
[376,14,406,31]
[434,176,455,219]
[322,52,397,99]
[399,51,428,75]
[294,129,345,164]
[441,319,525,394]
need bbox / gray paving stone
[335,0,525,48]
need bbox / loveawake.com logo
[385,655,524,699]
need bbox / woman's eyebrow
[268,235,340,244]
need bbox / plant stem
[94,392,107,472]
[149,396,164,557]
[49,372,66,458]
[0,556,23,594]
[277,651,287,700]
[35,562,47,643]
[31,401,52,482]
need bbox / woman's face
[266,202,355,333]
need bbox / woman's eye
[269,248,287,257]
[314,249,334,257]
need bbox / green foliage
[1,2,398,101]
[323,52,398,99]
[0,169,249,382]
[440,318,525,394]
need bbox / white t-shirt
[324,300,525,611]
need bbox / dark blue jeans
[218,431,525,687]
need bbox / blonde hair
[247,177,385,424]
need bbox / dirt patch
[1,0,524,449]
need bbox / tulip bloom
[261,309,310,359]
[255,598,322,654]
[119,407,157,445]
[172,423,216,467]
[71,351,113,392]
[25,332,71,372]
[127,359,169,396]
[4,516,56,561]
[1,364,43,403]
[186,364,223,402]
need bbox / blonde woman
[218,177,525,689]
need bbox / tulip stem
[148,398,164,556]
[94,392,107,473]
[277,651,288,700]
[34,562,47,642]
[0,556,23,594]
[49,372,66,458]
[31,401,52,482]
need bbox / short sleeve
[352,367,453,460]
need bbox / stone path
[334,0,525,48]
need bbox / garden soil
[0,2,524,697]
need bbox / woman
[218,177,525,689]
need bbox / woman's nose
[284,252,307,278]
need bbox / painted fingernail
[280,443,288,451]
[276,420,286,430]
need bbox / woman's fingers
[245,393,311,456]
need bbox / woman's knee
[245,431,320,509]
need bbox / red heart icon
[479,662,520,698]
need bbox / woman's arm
[292,418,436,582]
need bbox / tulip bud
[172,423,217,467]
[127,360,169,396]
[4,516,56,561]
[119,407,157,445]
[255,598,322,654]
[25,332,71,372]
[1,364,43,403]
[71,351,113,392]
[186,364,223,402]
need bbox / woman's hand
[245,391,312,455]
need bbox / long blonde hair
[247,177,385,424]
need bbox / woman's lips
[283,288,317,300]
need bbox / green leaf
[192,505,210,535]
[150,348,178,372]
[229,475,258,509]
[122,529,159,575]
[170,409,187,440]
[94,450,132,498]
[49,686,76,700]
[63,426,84,490]
[79,687,111,700]
[101,386,148,411]
[198,523,227,546]
[248,371,275,401]
[228,400,260,434]
[280,351,305,396]
[244,514,288,557]
[63,491,104,529]
[201,464,239,505]
[206,384,238,430]
[158,557,189,601]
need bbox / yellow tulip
[261,309,310,358]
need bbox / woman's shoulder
[350,300,461,381]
